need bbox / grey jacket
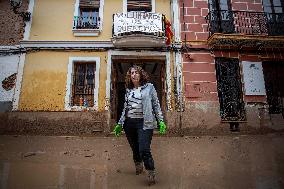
[118,83,164,130]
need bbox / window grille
[72,62,96,107]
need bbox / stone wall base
[164,101,284,136]
[1,103,283,136]
[0,111,108,136]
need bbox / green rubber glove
[159,121,167,135]
[113,124,122,137]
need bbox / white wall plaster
[0,55,20,102]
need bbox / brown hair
[125,65,150,89]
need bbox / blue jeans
[124,118,155,170]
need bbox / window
[208,0,234,33]
[75,0,100,29]
[263,0,284,35]
[127,0,152,12]
[72,62,96,107]
[208,0,232,20]
[65,57,100,111]
[263,0,284,13]
[73,0,104,36]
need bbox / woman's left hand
[159,121,167,135]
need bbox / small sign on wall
[242,61,266,95]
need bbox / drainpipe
[172,0,184,135]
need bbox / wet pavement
[0,133,284,189]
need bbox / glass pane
[273,0,282,6]
[264,6,272,13]
[263,0,271,6]
[275,7,283,13]
[220,0,229,10]
[208,0,215,10]
[86,64,95,85]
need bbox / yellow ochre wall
[19,51,108,111]
[29,0,171,41]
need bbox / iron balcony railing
[73,16,100,29]
[112,12,166,38]
[206,10,284,37]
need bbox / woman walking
[113,65,166,186]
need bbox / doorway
[215,57,246,121]
[262,61,284,115]
[110,58,166,128]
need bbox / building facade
[1,0,283,135]
[180,0,284,133]
[1,0,184,135]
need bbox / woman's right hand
[113,124,122,137]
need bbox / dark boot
[230,122,240,132]
[135,162,143,175]
[148,170,156,186]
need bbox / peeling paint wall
[0,55,20,112]
[0,0,28,45]
[19,51,108,111]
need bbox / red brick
[196,32,209,40]
[200,82,217,93]
[182,53,191,62]
[188,44,208,49]
[188,23,203,32]
[201,8,209,17]
[181,31,196,41]
[240,55,261,62]
[194,1,208,9]
[202,24,208,32]
[188,53,213,62]
[229,51,239,58]
[195,16,207,24]
[185,83,202,97]
[182,0,193,7]
[213,51,221,57]
[247,3,263,12]
[183,63,215,72]
[185,86,218,101]
[244,96,266,103]
[187,8,201,16]
[234,0,251,2]
[183,15,195,23]
[184,72,216,82]
[232,2,248,11]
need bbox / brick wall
[0,0,29,45]
[183,52,218,101]
[232,0,263,12]
[180,0,209,42]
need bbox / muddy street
[0,134,284,189]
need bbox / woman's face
[130,67,141,85]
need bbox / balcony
[206,10,284,49]
[72,16,101,36]
[111,12,166,48]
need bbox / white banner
[113,12,163,35]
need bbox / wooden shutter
[127,0,151,11]
[79,0,100,8]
